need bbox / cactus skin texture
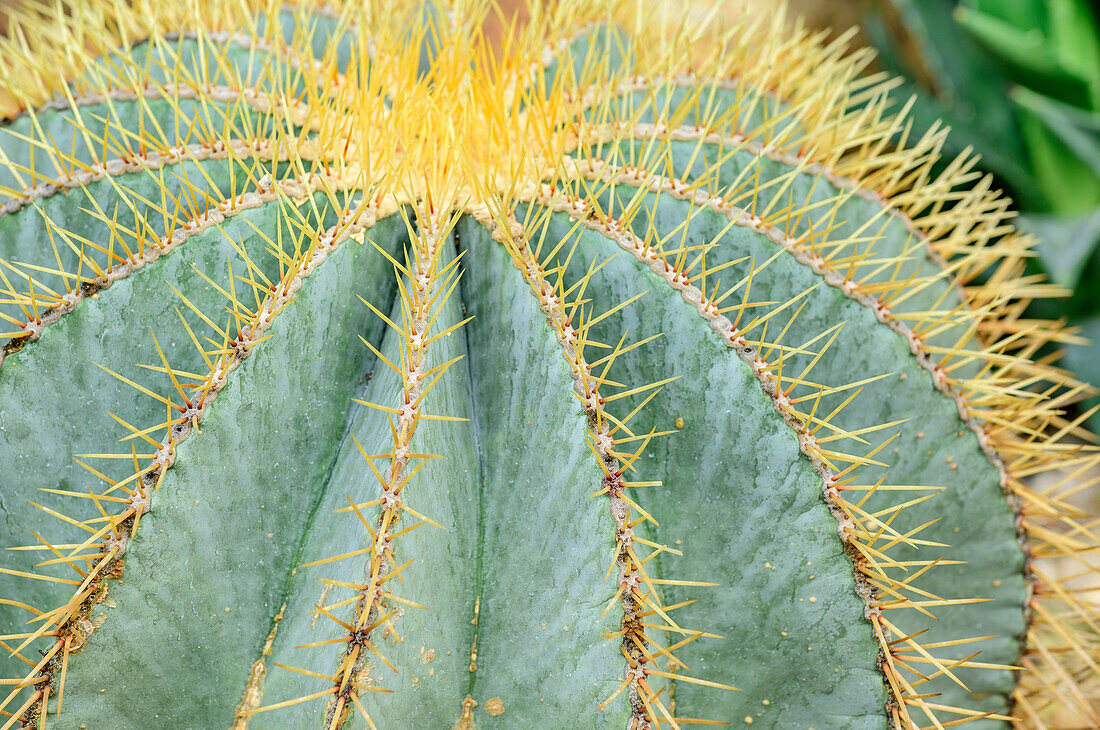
[0,1,1097,728]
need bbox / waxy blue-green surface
[259,233,481,728]
[566,163,1024,722]
[458,218,630,729]
[0,188,339,679]
[524,204,890,728]
[0,9,1032,730]
[50,213,403,728]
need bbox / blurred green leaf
[955,3,1097,108]
[1019,209,1100,289]
[865,0,1043,205]
[1048,0,1100,107]
[1013,86,1100,177]
[876,0,1020,129]
[1064,317,1100,434]
[868,0,1100,435]
[964,0,1046,29]
[1018,105,1100,215]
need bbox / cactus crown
[0,1,1097,728]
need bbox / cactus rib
[0,173,322,364]
[472,203,736,728]
[0,194,396,727]
[530,176,1018,724]
[0,133,314,216]
[320,205,463,729]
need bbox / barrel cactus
[0,0,1096,728]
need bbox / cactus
[0,1,1097,728]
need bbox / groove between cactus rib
[527,175,1016,728]
[571,74,805,114]
[0,170,329,369]
[9,197,398,730]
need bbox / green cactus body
[0,2,1096,728]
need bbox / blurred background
[615,0,1100,544]
[741,1,1100,566]
[705,0,1100,437]
[688,3,1100,668]
[854,0,1100,438]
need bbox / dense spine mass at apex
[0,2,1096,729]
